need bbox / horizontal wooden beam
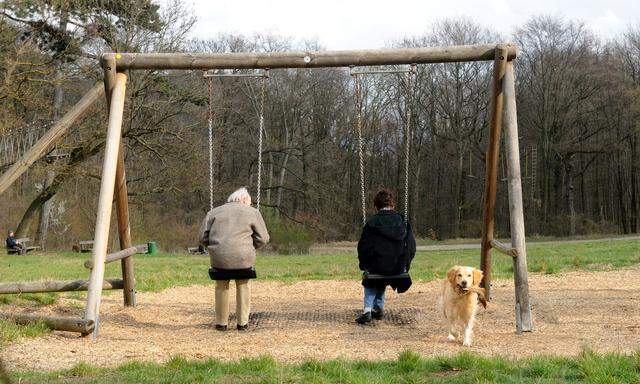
[105,43,517,71]
[0,82,104,196]
[83,244,147,269]
[0,278,124,294]
[489,239,518,257]
[0,313,94,333]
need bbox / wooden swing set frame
[0,43,533,337]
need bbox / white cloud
[174,0,639,49]
[591,9,623,38]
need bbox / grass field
[7,349,640,383]
[2,239,638,292]
[0,239,638,311]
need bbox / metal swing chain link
[403,65,416,223]
[354,74,366,226]
[207,77,214,212]
[256,70,268,211]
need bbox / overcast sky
[174,0,639,49]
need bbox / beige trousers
[215,279,250,326]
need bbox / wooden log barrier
[83,244,147,269]
[107,44,518,70]
[0,313,94,334]
[0,279,124,294]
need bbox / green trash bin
[147,241,157,255]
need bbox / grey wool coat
[199,202,270,270]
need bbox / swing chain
[354,73,366,226]
[207,77,214,212]
[256,69,269,210]
[403,64,416,223]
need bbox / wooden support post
[0,313,95,334]
[0,279,124,294]
[480,45,508,300]
[115,145,135,306]
[103,55,136,307]
[84,72,128,338]
[503,58,533,333]
[0,83,104,196]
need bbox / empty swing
[204,69,270,211]
[351,65,416,282]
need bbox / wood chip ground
[2,268,639,371]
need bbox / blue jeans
[363,286,386,312]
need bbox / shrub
[262,208,314,254]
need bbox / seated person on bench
[356,189,416,324]
[5,230,25,254]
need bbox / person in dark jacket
[5,230,24,255]
[356,189,416,324]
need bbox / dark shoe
[372,308,384,320]
[356,312,372,325]
[215,324,227,331]
[237,324,249,331]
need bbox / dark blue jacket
[6,236,17,249]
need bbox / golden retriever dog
[439,266,485,347]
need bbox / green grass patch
[0,318,50,348]
[1,239,638,292]
[8,349,639,383]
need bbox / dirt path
[311,235,640,253]
[3,268,640,371]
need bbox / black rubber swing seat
[362,272,410,280]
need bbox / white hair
[227,187,252,205]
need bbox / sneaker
[356,312,372,325]
[237,324,249,331]
[372,308,384,320]
[215,324,227,331]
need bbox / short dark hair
[373,188,395,210]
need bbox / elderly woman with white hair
[199,187,270,331]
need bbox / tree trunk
[411,160,421,230]
[35,10,68,247]
[16,173,66,238]
[630,134,639,232]
[615,152,629,234]
[565,154,576,236]
[35,169,56,246]
[454,148,465,238]
[275,152,290,215]
[266,152,274,206]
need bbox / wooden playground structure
[0,43,533,337]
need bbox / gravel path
[311,235,640,253]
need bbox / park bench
[6,237,40,255]
[72,240,94,253]
[187,246,207,255]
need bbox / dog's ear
[446,267,458,286]
[472,268,484,286]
